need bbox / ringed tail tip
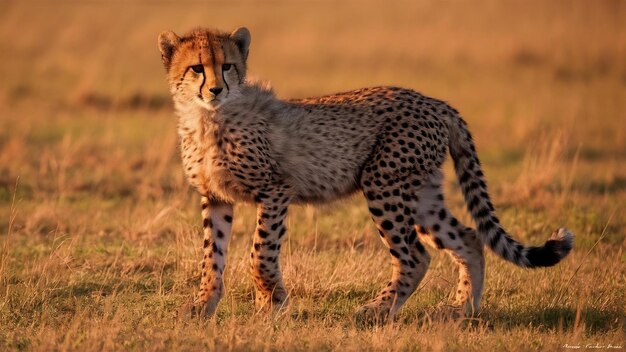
[525,227,574,268]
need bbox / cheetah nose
[209,87,223,96]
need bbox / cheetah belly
[280,136,374,203]
[275,116,381,202]
[282,156,360,203]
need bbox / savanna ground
[1,1,625,350]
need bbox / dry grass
[1,0,625,351]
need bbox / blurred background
[0,1,625,349]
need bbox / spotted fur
[159,27,574,322]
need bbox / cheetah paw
[176,294,221,320]
[353,303,393,328]
[429,303,464,321]
[254,289,289,312]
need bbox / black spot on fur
[489,229,502,248]
[407,229,417,244]
[369,207,383,217]
[479,219,495,233]
[381,220,394,230]
[459,171,471,184]
[476,207,490,218]
[468,196,480,211]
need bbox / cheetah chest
[178,123,273,203]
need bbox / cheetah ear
[158,30,180,70]
[230,27,251,61]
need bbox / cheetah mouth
[196,95,221,111]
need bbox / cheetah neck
[173,100,222,195]
[175,102,218,146]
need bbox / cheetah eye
[222,63,232,71]
[191,64,204,74]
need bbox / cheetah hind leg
[416,173,485,319]
[445,227,484,319]
[354,184,431,327]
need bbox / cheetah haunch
[158,27,573,323]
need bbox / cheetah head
[158,27,250,111]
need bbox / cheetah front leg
[250,193,291,311]
[191,195,234,317]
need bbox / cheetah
[158,27,574,323]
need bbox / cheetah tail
[447,116,574,268]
